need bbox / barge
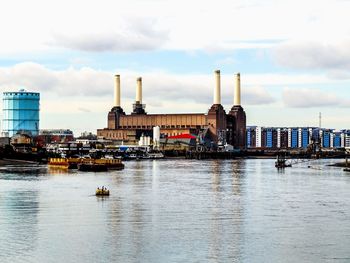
[48,157,124,171]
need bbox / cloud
[0,63,276,108]
[243,86,276,105]
[0,62,111,96]
[2,0,350,55]
[274,40,350,72]
[214,57,236,66]
[282,87,350,108]
[50,19,168,52]
[326,70,350,80]
[77,107,91,113]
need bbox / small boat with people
[96,186,109,196]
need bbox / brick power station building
[97,70,246,149]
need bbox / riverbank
[0,158,39,166]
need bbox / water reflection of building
[1,190,39,259]
[106,161,149,260]
[231,160,246,195]
[208,160,245,262]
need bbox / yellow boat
[48,158,81,169]
[96,188,110,196]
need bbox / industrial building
[97,70,247,149]
[247,126,350,149]
[2,90,40,137]
[34,129,74,147]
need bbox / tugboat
[96,187,109,196]
[275,152,292,168]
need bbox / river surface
[0,159,350,263]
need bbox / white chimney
[136,77,142,104]
[214,70,221,104]
[234,73,241,106]
[114,74,121,107]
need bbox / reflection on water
[0,190,39,260]
[0,159,350,262]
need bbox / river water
[0,159,350,263]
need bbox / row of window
[120,125,200,129]
[104,131,186,140]
[4,93,39,96]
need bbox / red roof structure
[167,134,196,139]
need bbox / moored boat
[49,157,124,171]
[48,157,81,169]
[95,158,124,170]
[147,152,164,159]
[78,163,108,172]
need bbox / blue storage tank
[2,90,40,136]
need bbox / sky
[1,0,350,135]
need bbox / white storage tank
[153,126,160,147]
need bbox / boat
[95,158,124,170]
[96,188,109,196]
[275,153,292,168]
[128,153,138,159]
[78,162,108,172]
[49,157,124,171]
[48,157,81,169]
[147,152,164,159]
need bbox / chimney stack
[114,74,121,107]
[136,77,142,104]
[234,73,241,106]
[214,70,221,105]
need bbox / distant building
[34,129,74,147]
[246,126,349,150]
[79,131,97,140]
[2,89,40,136]
[343,130,350,148]
[97,71,247,149]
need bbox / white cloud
[0,63,277,109]
[274,40,350,71]
[282,87,350,108]
[50,18,168,52]
[0,62,111,96]
[243,86,275,105]
[1,0,350,54]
